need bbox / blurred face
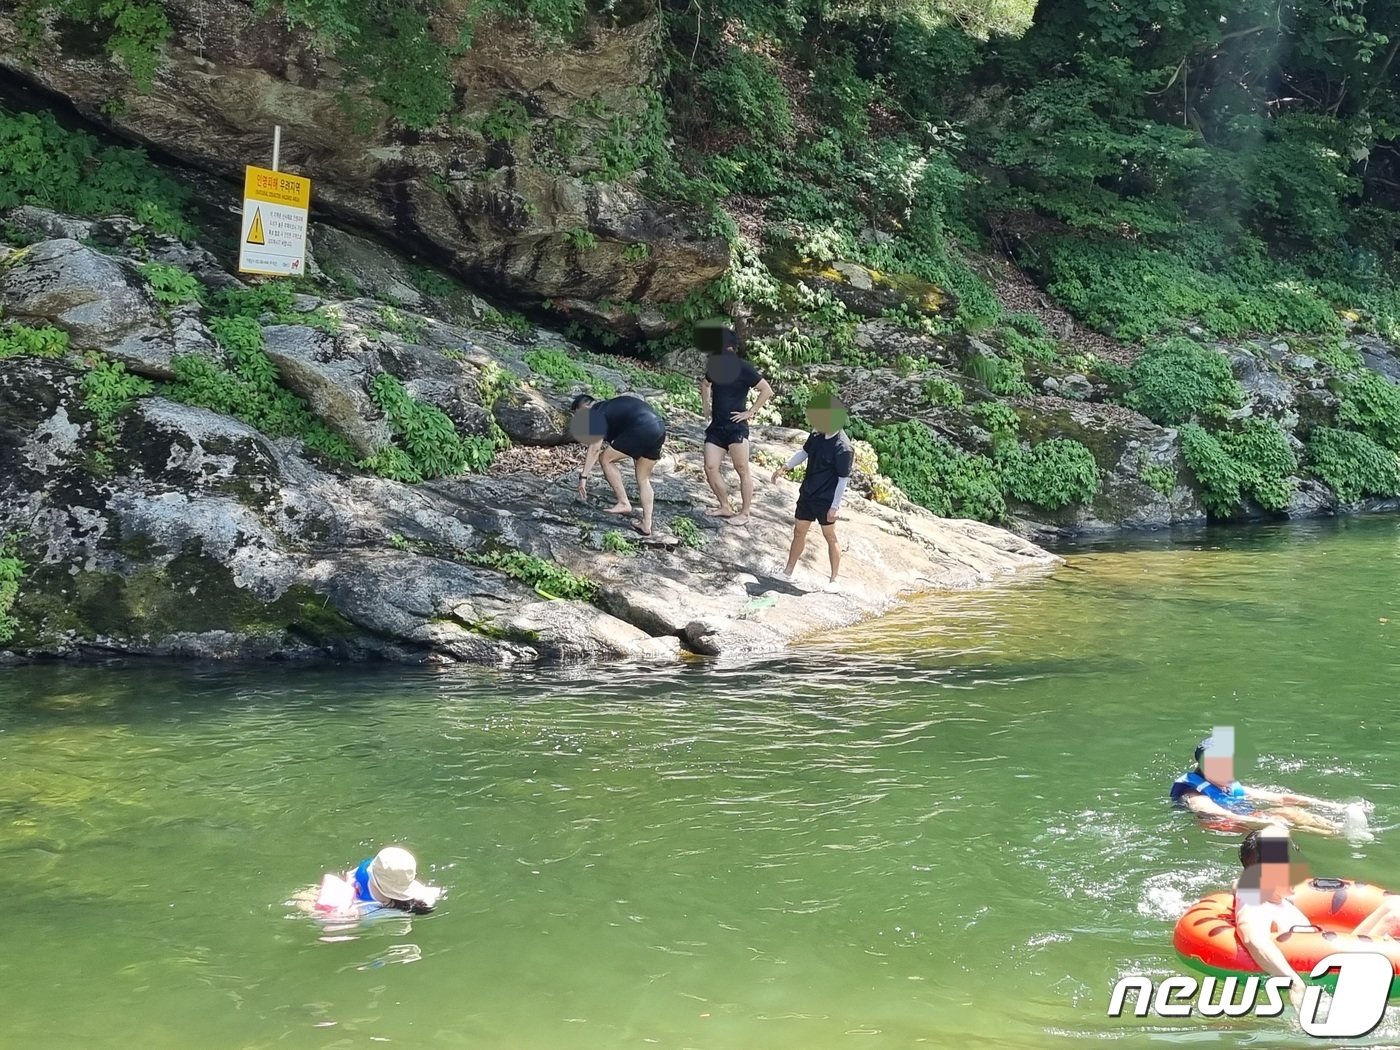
[806,395,848,434]
[1202,754,1234,787]
[1257,832,1299,899]
[569,403,602,445]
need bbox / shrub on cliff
[997,438,1100,511]
[1125,338,1245,426]
[1337,373,1400,454]
[1180,419,1297,518]
[850,419,1006,522]
[1305,428,1400,503]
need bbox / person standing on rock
[569,392,666,537]
[769,391,854,592]
[699,325,774,527]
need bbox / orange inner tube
[1175,878,1400,978]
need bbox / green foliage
[1180,419,1298,518]
[997,325,1058,363]
[621,243,650,263]
[0,105,194,238]
[1337,373,1400,453]
[996,438,1099,511]
[921,374,965,407]
[1032,235,1347,343]
[255,0,468,130]
[166,317,354,461]
[137,262,202,308]
[697,46,795,145]
[851,419,1006,522]
[478,98,531,142]
[0,320,69,360]
[973,400,1019,441]
[524,348,613,397]
[19,0,172,90]
[601,529,639,555]
[81,357,153,448]
[671,515,705,549]
[1305,427,1400,503]
[1141,464,1177,497]
[469,547,598,602]
[0,534,23,645]
[617,362,703,415]
[376,305,426,343]
[966,351,1031,396]
[487,0,588,38]
[1125,338,1244,425]
[368,372,496,482]
[407,264,458,302]
[1312,339,1363,374]
[563,228,599,252]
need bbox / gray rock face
[4,206,94,242]
[0,239,178,374]
[261,325,392,457]
[1355,335,1400,385]
[0,358,1058,666]
[0,3,728,333]
[311,226,425,311]
[1226,346,1298,427]
[493,385,569,446]
[1012,399,1204,533]
[1284,479,1336,519]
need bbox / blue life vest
[1169,770,1253,813]
[352,858,375,903]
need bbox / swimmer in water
[344,846,441,914]
[295,845,442,917]
[1169,728,1372,839]
[1236,825,1400,1012]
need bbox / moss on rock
[8,542,361,653]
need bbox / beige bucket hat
[368,846,431,902]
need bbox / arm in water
[1182,792,1290,830]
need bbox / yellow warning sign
[243,165,311,209]
[238,164,312,277]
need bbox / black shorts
[704,420,750,449]
[795,497,833,523]
[610,420,666,461]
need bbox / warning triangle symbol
[246,208,266,245]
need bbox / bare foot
[604,503,634,515]
[631,519,653,537]
[724,513,750,526]
[704,507,734,518]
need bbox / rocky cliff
[0,209,1057,666]
[0,1,726,335]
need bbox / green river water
[4,518,1400,1050]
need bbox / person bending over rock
[569,392,667,537]
[769,392,853,592]
[698,325,773,528]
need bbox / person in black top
[769,392,854,592]
[569,393,667,536]
[697,325,774,527]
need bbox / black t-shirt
[705,352,762,423]
[798,431,854,505]
[590,396,662,442]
